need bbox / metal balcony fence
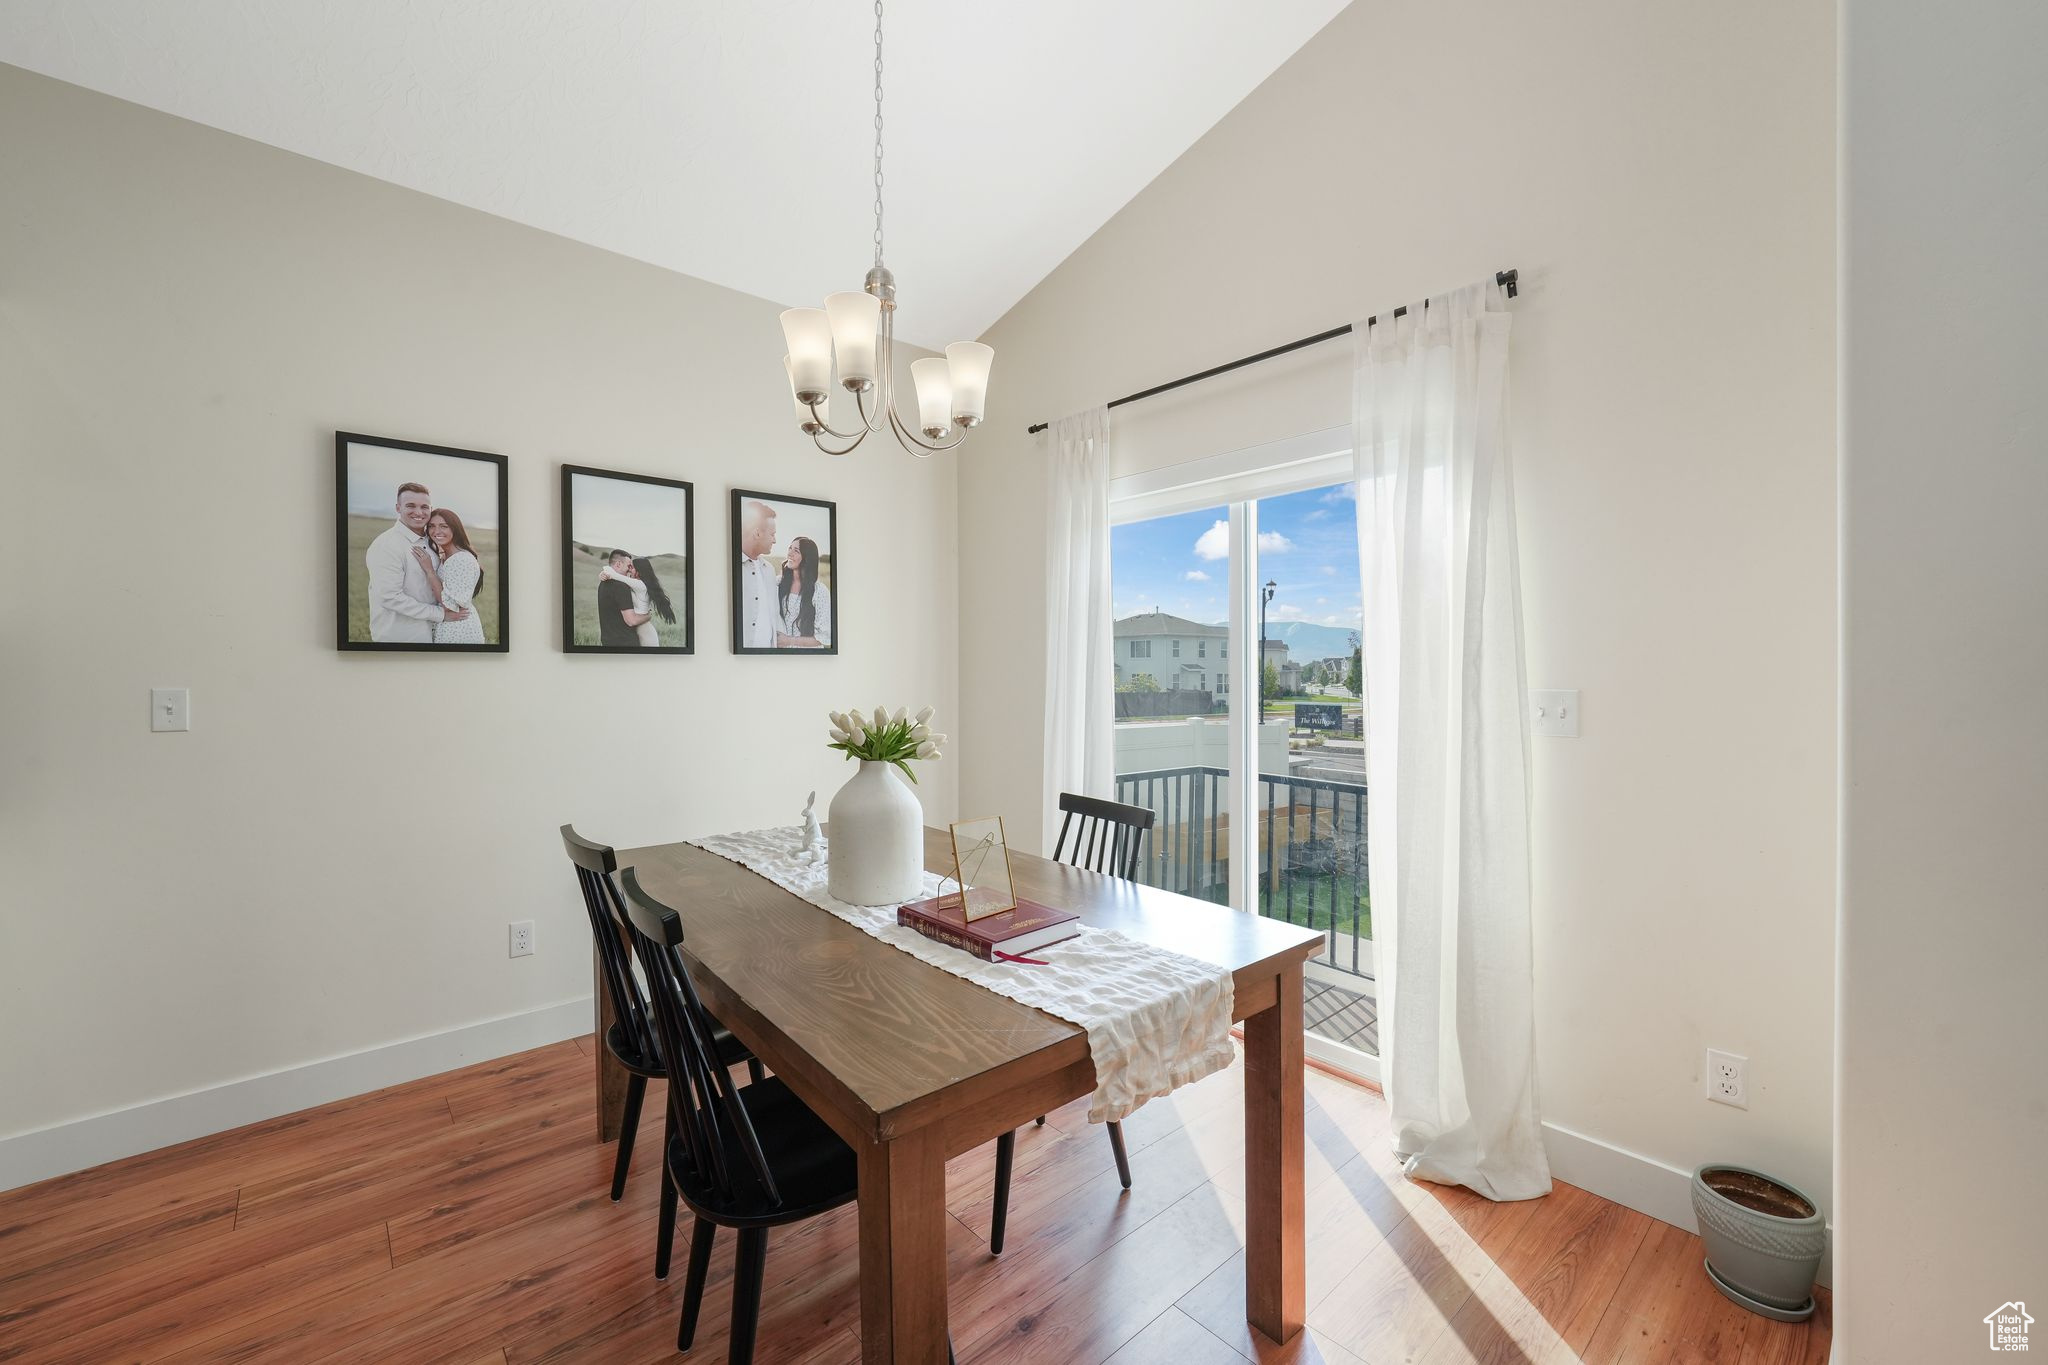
[1111,765,1372,979]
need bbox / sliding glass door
[1249,484,1374,1069]
[1108,444,1377,1078]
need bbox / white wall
[1838,0,2048,1356]
[0,66,958,1179]
[959,0,1837,1231]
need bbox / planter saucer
[1703,1258,1816,1323]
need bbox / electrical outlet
[508,921,535,959]
[1706,1049,1748,1109]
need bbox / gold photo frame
[947,815,1018,922]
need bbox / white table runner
[686,827,1235,1124]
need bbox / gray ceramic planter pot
[1691,1166,1825,1319]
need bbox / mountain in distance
[1260,620,1359,662]
[1185,619,1359,662]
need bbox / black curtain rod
[1025,268,1518,434]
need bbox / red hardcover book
[896,895,1081,961]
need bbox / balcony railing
[1112,764,1372,979]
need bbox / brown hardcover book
[896,895,1081,961]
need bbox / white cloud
[1303,508,1330,522]
[1194,522,1295,559]
[1316,597,1328,605]
[1321,485,1358,503]
[1320,564,1338,576]
[1271,603,1307,620]
[1183,569,1210,582]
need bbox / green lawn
[566,543,691,648]
[1169,870,1372,940]
[1257,872,1372,940]
[345,514,501,645]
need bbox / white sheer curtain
[1352,278,1550,1200]
[1042,406,1115,853]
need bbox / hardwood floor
[0,1039,1830,1364]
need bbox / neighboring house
[1258,637,1300,693]
[1113,610,1314,696]
[1115,610,1228,695]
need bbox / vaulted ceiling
[0,1,1349,346]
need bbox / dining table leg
[1243,959,1307,1342]
[856,1123,951,1364]
[594,947,627,1143]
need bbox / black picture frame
[335,431,509,652]
[730,488,839,655]
[560,464,696,655]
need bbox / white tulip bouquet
[827,705,946,784]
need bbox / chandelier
[779,0,993,458]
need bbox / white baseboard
[0,996,594,1194]
[1542,1120,1833,1289]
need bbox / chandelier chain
[872,0,885,269]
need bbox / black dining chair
[1051,790,1156,880]
[561,825,760,1215]
[617,867,958,1365]
[985,791,1157,1255]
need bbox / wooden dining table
[604,826,1324,1364]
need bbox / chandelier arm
[852,379,890,435]
[885,403,966,457]
[804,398,868,442]
[810,426,869,457]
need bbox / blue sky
[1110,482,1362,630]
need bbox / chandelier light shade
[944,342,994,426]
[910,357,953,437]
[780,309,834,402]
[784,357,824,434]
[824,291,882,390]
[780,0,993,458]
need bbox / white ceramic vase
[827,761,925,906]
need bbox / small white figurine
[797,790,825,861]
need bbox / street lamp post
[1259,579,1277,712]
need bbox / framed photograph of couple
[561,465,695,654]
[335,431,508,652]
[730,489,837,655]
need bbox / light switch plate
[1531,689,1579,738]
[150,688,190,732]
